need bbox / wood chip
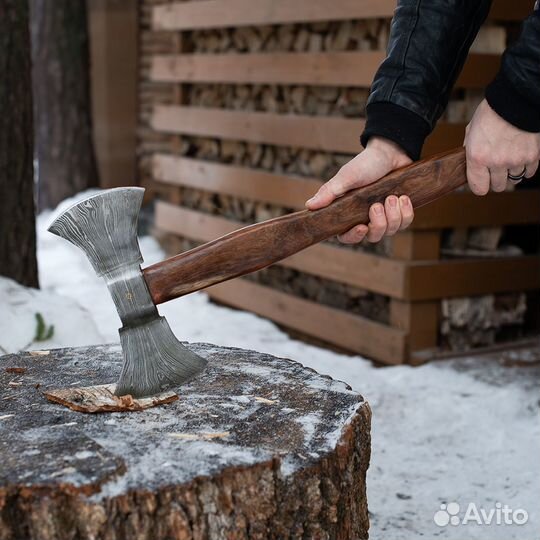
[5,367,27,374]
[254,396,278,404]
[43,384,178,414]
[29,350,50,356]
[168,431,230,441]
[0,414,14,420]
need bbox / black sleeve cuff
[360,102,432,161]
[486,73,540,133]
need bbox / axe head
[48,187,207,398]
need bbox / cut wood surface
[150,52,499,89]
[44,384,178,413]
[152,0,529,30]
[150,105,466,156]
[0,344,371,539]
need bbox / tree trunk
[30,0,99,211]
[0,343,372,539]
[0,1,39,288]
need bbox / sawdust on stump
[0,343,371,540]
[43,383,178,413]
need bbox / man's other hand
[305,137,414,244]
[465,99,540,194]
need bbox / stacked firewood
[139,1,526,351]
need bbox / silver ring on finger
[507,167,527,184]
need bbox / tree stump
[0,343,371,540]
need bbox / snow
[1,189,539,539]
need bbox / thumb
[306,153,375,210]
[306,163,363,210]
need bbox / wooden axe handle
[144,147,466,305]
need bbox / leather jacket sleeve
[485,8,540,133]
[361,0,493,160]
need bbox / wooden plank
[153,155,540,227]
[156,201,540,301]
[152,154,321,210]
[390,231,441,260]
[152,0,527,30]
[88,0,138,187]
[489,1,534,21]
[150,105,466,156]
[390,230,440,357]
[412,190,540,229]
[150,52,498,89]
[152,0,398,30]
[406,256,540,300]
[390,301,440,351]
[154,201,406,297]
[207,278,407,364]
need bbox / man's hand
[305,137,414,244]
[464,99,540,194]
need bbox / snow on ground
[1,190,539,539]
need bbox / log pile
[139,0,531,354]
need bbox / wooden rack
[139,0,540,363]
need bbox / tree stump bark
[0,343,371,540]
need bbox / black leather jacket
[360,1,540,160]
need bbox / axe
[48,147,466,397]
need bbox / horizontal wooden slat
[207,278,407,364]
[150,106,466,156]
[407,256,540,300]
[411,190,540,229]
[154,201,406,298]
[150,52,499,89]
[152,155,320,209]
[152,0,398,30]
[152,0,529,30]
[153,155,540,228]
[154,202,540,301]
[489,2,534,21]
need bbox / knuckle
[468,148,487,164]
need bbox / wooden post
[0,343,371,539]
[88,0,138,188]
[390,231,441,362]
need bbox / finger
[306,169,357,210]
[398,196,414,229]
[384,196,402,236]
[305,182,338,210]
[366,203,387,243]
[466,158,490,196]
[508,165,527,177]
[525,161,539,179]
[489,167,508,193]
[338,224,369,244]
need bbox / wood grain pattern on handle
[144,147,466,305]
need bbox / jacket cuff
[486,73,540,133]
[360,102,432,161]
